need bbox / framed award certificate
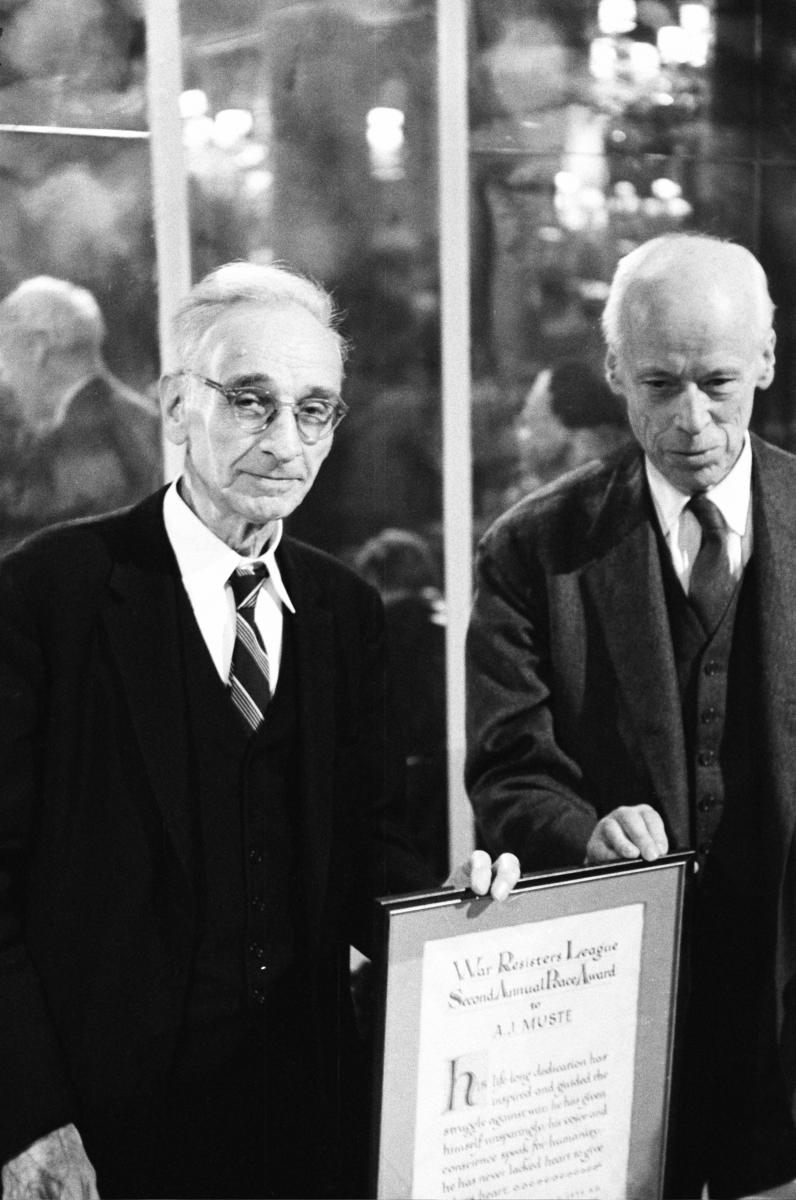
[371,854,691,1200]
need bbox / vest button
[704,660,723,676]
[699,839,713,856]
[697,750,717,767]
[698,794,718,812]
[249,942,265,960]
[252,989,266,1005]
[700,707,720,724]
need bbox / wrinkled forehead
[194,300,344,388]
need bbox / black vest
[659,544,768,963]
[658,540,796,1192]
[175,583,304,1030]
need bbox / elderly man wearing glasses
[0,262,518,1200]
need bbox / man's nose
[675,383,712,434]
[258,404,303,458]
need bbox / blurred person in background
[0,275,161,554]
[516,357,631,492]
[354,527,449,881]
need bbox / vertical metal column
[144,0,191,478]
[437,1,475,868]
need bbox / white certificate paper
[411,904,644,1200]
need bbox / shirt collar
[162,478,296,612]
[645,433,752,539]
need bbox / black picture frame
[371,853,692,1200]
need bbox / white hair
[0,275,106,352]
[601,233,775,349]
[172,260,349,366]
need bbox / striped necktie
[228,564,271,732]
[687,494,736,634]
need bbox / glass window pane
[0,0,147,131]
[0,125,160,556]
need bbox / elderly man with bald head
[466,233,796,1196]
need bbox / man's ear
[756,328,776,391]
[159,374,189,446]
[604,347,624,397]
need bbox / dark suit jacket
[0,371,162,555]
[0,489,432,1169]
[466,434,796,1097]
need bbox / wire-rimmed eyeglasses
[176,370,348,444]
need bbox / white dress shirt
[645,434,753,594]
[162,479,296,687]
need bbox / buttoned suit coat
[466,433,796,1101]
[0,488,432,1173]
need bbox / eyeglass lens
[228,388,341,441]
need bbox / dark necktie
[228,564,271,731]
[687,494,736,634]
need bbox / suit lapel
[278,540,336,947]
[581,454,690,844]
[100,493,195,886]
[99,506,339,934]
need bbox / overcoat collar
[101,490,195,884]
[99,493,337,942]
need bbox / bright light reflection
[235,144,267,170]
[554,172,608,233]
[242,170,274,200]
[554,170,579,195]
[659,21,709,67]
[651,177,681,200]
[366,107,405,151]
[658,25,691,64]
[611,181,641,213]
[598,0,637,35]
[182,115,214,151]
[366,107,405,180]
[628,41,660,80]
[680,3,711,34]
[685,33,710,68]
[179,89,208,120]
[589,37,617,81]
[214,109,254,149]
